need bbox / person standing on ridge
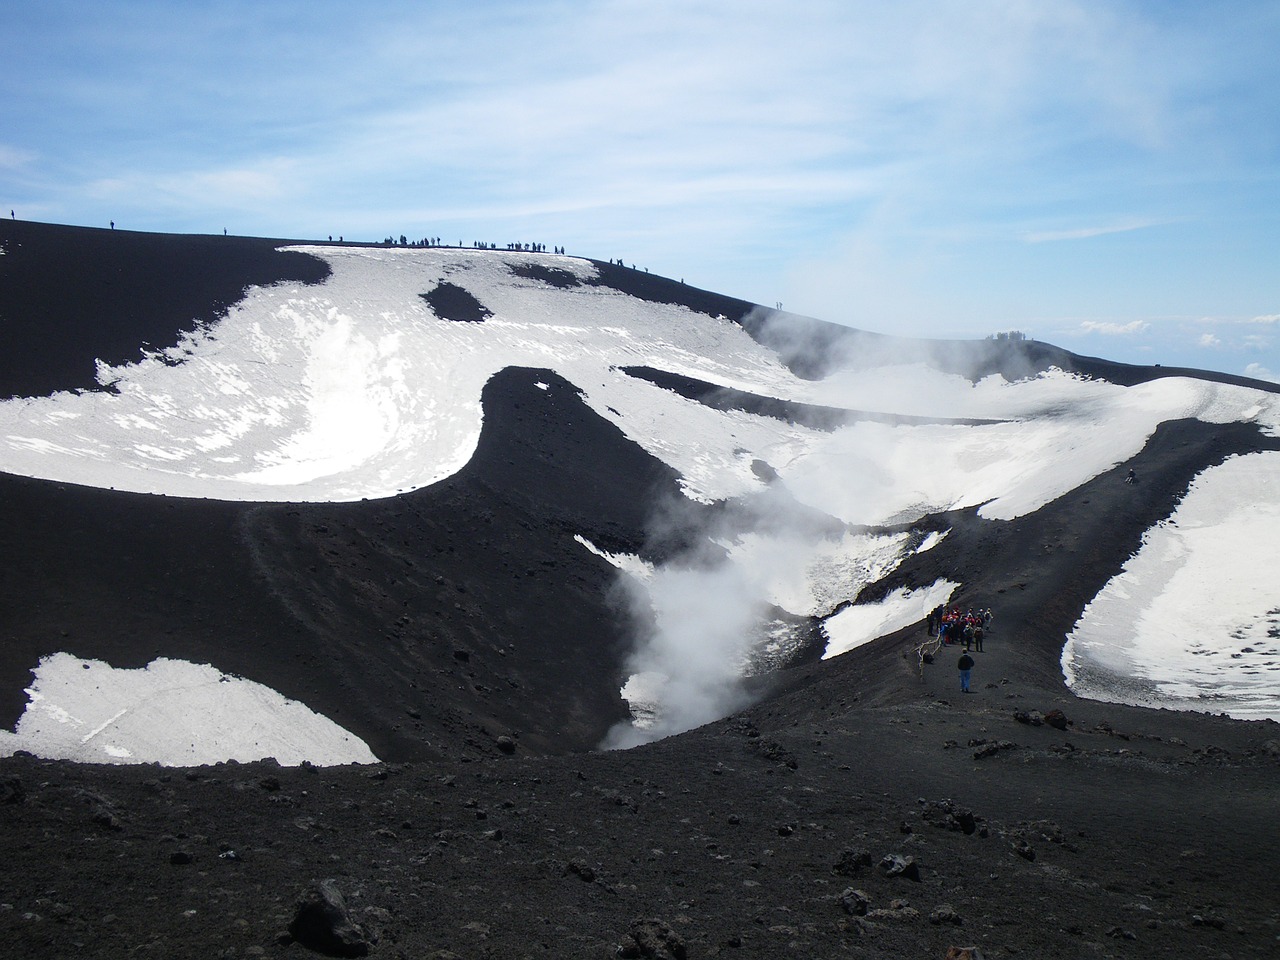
[958,651,975,693]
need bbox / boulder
[838,888,871,916]
[287,880,369,958]
[1043,709,1070,730]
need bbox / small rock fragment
[833,848,873,877]
[930,904,963,926]
[879,854,921,882]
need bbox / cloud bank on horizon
[1,1,1277,379]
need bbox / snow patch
[0,653,379,766]
[823,580,959,660]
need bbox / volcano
[0,219,1276,959]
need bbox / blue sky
[3,1,1277,379]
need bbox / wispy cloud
[1199,333,1221,348]
[1023,219,1167,244]
[1080,320,1152,336]
[0,144,37,170]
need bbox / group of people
[377,236,566,254]
[927,605,991,652]
[921,605,993,693]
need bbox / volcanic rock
[878,853,921,881]
[287,880,369,958]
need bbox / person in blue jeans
[957,652,975,692]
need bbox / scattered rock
[837,888,871,916]
[169,851,194,865]
[833,848,873,876]
[1011,839,1036,861]
[495,735,517,755]
[972,741,1017,760]
[945,948,985,960]
[879,854,921,881]
[1043,709,1069,730]
[754,738,798,769]
[868,899,919,921]
[930,904,963,926]
[617,918,687,959]
[1013,710,1044,727]
[1107,926,1137,940]
[921,799,978,835]
[287,880,369,958]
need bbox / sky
[2,0,1278,378]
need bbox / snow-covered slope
[1,226,1278,766]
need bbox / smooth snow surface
[3,246,1280,731]
[4,247,1277,514]
[0,653,378,766]
[1063,453,1280,722]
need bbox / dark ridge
[507,262,584,289]
[620,365,1001,429]
[1066,355,1280,393]
[587,257,1280,393]
[420,281,493,322]
[0,219,330,399]
[587,258,759,321]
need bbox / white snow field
[1063,452,1280,721]
[0,653,377,766]
[1,245,1279,757]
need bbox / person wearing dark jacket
[958,652,975,692]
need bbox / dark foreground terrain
[1,221,1278,958]
[2,676,1277,960]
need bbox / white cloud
[87,158,298,211]
[1247,314,1280,324]
[1080,320,1151,336]
[0,144,37,169]
[1244,363,1278,382]
[1199,333,1221,348]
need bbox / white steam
[601,485,865,750]
[602,559,764,750]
